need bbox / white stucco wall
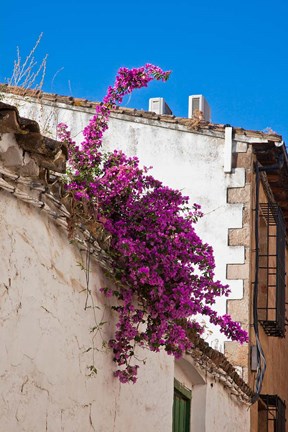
[0,118,251,431]
[0,186,174,432]
[205,379,250,432]
[3,95,247,351]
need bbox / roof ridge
[0,84,282,141]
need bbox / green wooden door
[173,381,191,432]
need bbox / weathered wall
[3,94,248,353]
[0,186,174,432]
[0,99,253,431]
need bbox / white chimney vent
[188,95,211,122]
[149,98,172,115]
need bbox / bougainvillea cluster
[58,64,248,383]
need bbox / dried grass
[8,33,48,90]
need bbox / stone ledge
[227,184,251,204]
[232,152,253,170]
[227,262,250,280]
[228,227,250,247]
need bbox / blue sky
[1,0,288,141]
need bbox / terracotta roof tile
[180,322,254,400]
[0,102,67,173]
[41,93,58,102]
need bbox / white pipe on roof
[224,126,233,173]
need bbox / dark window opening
[258,202,286,337]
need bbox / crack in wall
[21,376,29,393]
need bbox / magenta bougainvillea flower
[58,64,248,383]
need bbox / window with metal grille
[258,202,286,337]
[173,379,191,432]
[258,394,286,432]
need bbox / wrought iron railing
[259,394,286,432]
[257,202,286,337]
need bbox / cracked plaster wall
[3,94,247,352]
[0,189,174,432]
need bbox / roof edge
[0,84,283,142]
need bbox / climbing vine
[58,64,248,383]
